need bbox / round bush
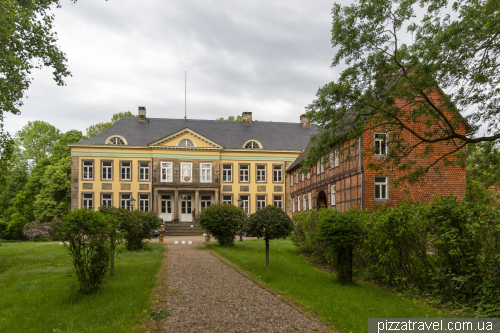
[198,203,247,246]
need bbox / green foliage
[15,120,60,165]
[245,205,294,269]
[0,163,28,219]
[0,0,70,119]
[62,209,118,294]
[291,209,335,261]
[86,111,135,138]
[303,0,498,184]
[49,130,86,161]
[5,212,28,240]
[318,209,367,283]
[0,132,14,190]
[198,203,247,246]
[33,156,71,222]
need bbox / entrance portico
[153,187,220,222]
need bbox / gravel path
[157,239,333,333]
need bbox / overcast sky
[4,0,345,136]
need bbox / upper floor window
[375,176,389,200]
[161,162,172,182]
[181,163,192,182]
[374,133,388,156]
[102,161,112,180]
[308,192,312,210]
[200,163,212,183]
[329,148,340,168]
[296,172,299,184]
[139,162,149,181]
[121,162,131,180]
[244,141,260,149]
[83,161,93,179]
[106,136,126,145]
[302,193,307,210]
[178,139,195,147]
[222,165,232,182]
[307,171,310,180]
[240,165,249,182]
[273,165,282,182]
[256,165,266,182]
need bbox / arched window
[244,141,260,149]
[106,136,126,145]
[178,139,195,147]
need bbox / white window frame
[330,148,340,168]
[375,176,389,200]
[273,165,283,182]
[374,133,389,156]
[139,162,149,181]
[139,194,149,212]
[241,195,250,215]
[239,165,249,182]
[273,195,283,209]
[292,197,296,213]
[121,162,131,180]
[82,193,93,209]
[308,192,312,210]
[101,193,112,207]
[181,162,193,183]
[200,163,212,183]
[297,195,301,212]
[257,195,266,210]
[296,172,299,184]
[83,161,93,180]
[120,194,131,210]
[102,161,112,180]
[222,195,232,205]
[331,184,336,206]
[320,158,325,174]
[161,162,173,182]
[256,165,266,183]
[307,171,310,180]
[303,194,307,210]
[301,173,304,182]
[222,165,232,182]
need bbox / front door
[181,195,192,222]
[200,195,211,211]
[160,195,172,222]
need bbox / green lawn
[0,242,164,333]
[209,239,455,333]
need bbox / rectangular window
[331,184,336,206]
[297,195,301,212]
[121,162,131,180]
[375,176,389,200]
[291,172,294,186]
[181,163,192,182]
[241,195,249,214]
[256,165,266,182]
[292,197,295,213]
[82,193,93,209]
[308,192,312,210]
[200,163,212,183]
[161,162,173,182]
[273,165,282,182]
[161,195,172,213]
[257,195,266,210]
[317,161,321,174]
[303,194,307,210]
[101,193,112,207]
[239,165,249,182]
[139,194,149,212]
[222,195,232,205]
[301,173,304,182]
[222,165,232,182]
[120,194,131,210]
[201,195,211,210]
[296,172,299,184]
[307,171,310,180]
[139,162,149,181]
[330,148,340,167]
[102,161,112,180]
[273,195,283,209]
[320,158,325,174]
[83,161,93,180]
[374,133,388,156]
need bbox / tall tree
[86,111,135,138]
[15,120,60,165]
[304,0,500,183]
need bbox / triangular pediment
[149,128,224,150]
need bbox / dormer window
[106,136,126,145]
[244,141,260,149]
[178,139,195,147]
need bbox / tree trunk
[265,237,269,270]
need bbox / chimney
[138,106,146,122]
[300,114,311,128]
[242,112,253,125]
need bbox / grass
[208,239,456,333]
[0,241,164,333]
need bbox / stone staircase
[164,223,206,236]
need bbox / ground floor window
[308,192,312,210]
[161,195,172,213]
[120,194,131,210]
[201,195,211,210]
[257,195,266,210]
[303,194,307,210]
[240,195,249,214]
[222,195,232,205]
[292,197,295,213]
[273,195,283,209]
[331,184,336,206]
[139,194,149,212]
[297,196,301,212]
[82,193,93,209]
[101,193,112,207]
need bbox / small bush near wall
[291,197,500,316]
[199,203,247,246]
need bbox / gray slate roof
[78,117,318,151]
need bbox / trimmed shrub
[199,203,247,246]
[62,209,118,294]
[245,205,294,269]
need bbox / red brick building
[287,89,468,215]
